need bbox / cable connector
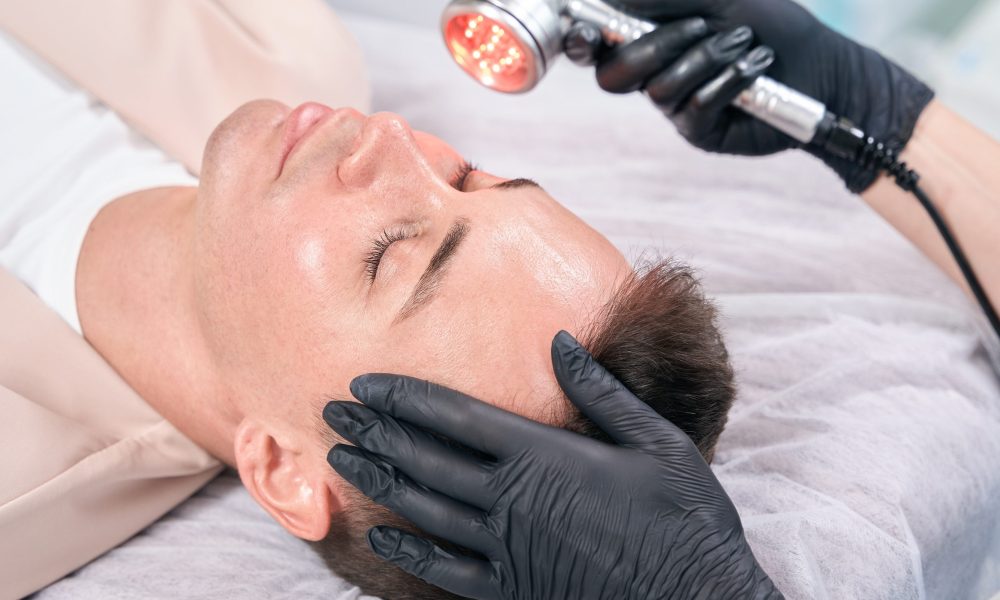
[813,112,920,191]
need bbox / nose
[340,113,415,181]
[338,112,439,190]
[364,112,415,143]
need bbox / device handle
[564,0,827,143]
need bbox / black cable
[817,114,1000,341]
[909,183,1000,339]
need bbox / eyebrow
[491,177,541,191]
[395,218,471,323]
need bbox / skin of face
[92,99,630,539]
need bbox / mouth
[278,102,336,176]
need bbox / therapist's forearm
[861,100,1000,307]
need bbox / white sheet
[34,9,1000,600]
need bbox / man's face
[196,99,628,455]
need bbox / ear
[234,418,335,541]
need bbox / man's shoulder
[0,267,221,598]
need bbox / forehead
[373,185,629,420]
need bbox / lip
[278,102,336,176]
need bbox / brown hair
[313,259,736,599]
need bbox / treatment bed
[33,6,1000,599]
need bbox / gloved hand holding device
[324,331,782,600]
[568,0,1000,339]
[566,0,935,194]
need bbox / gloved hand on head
[324,331,781,600]
[566,0,934,193]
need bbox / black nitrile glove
[324,331,781,600]
[565,0,935,193]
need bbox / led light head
[442,0,564,94]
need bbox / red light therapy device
[443,12,537,93]
[440,0,832,145]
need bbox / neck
[76,186,238,464]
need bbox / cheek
[413,131,464,178]
[195,185,383,380]
[215,214,341,326]
[294,237,331,290]
[193,232,354,412]
[196,103,291,263]
[201,100,288,191]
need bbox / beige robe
[0,1,370,597]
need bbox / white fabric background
[0,31,195,334]
[35,9,1000,600]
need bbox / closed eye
[363,227,409,283]
[450,160,477,192]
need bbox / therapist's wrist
[710,554,783,600]
[804,43,935,194]
[747,564,784,600]
[719,554,783,600]
[669,529,781,600]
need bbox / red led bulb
[444,13,536,93]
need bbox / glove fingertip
[325,443,345,470]
[351,373,404,411]
[326,442,373,466]
[367,526,403,558]
[552,329,582,353]
[326,444,360,478]
[328,444,396,501]
[323,400,345,427]
[749,45,775,71]
[551,331,621,414]
[551,330,588,382]
[349,374,373,403]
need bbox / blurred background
[328,0,1000,138]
